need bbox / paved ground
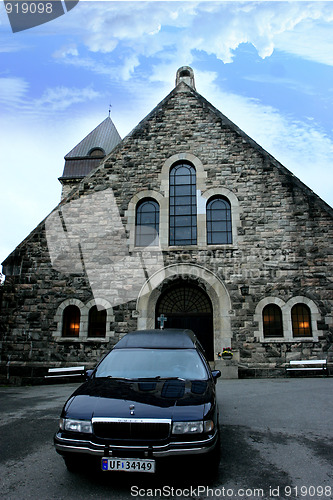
[0,377,332,500]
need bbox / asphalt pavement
[0,377,332,500]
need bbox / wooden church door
[155,283,214,360]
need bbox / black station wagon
[54,329,221,473]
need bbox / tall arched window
[263,304,283,338]
[62,305,80,337]
[88,306,107,338]
[207,196,232,244]
[169,162,197,246]
[135,198,159,247]
[292,304,312,337]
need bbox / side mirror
[211,370,221,383]
[86,369,94,380]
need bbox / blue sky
[1,1,333,269]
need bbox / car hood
[63,378,214,421]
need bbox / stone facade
[1,67,332,384]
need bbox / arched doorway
[155,281,214,360]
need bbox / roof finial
[108,103,112,117]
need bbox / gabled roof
[121,80,333,217]
[65,116,121,159]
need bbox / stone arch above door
[136,264,232,360]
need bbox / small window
[88,306,107,338]
[62,305,80,337]
[207,196,232,244]
[263,304,283,337]
[169,163,197,246]
[135,199,159,247]
[88,148,105,157]
[292,304,312,337]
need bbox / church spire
[59,115,122,199]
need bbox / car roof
[114,329,199,349]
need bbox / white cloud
[53,44,79,58]
[275,19,333,66]
[0,76,101,116]
[51,1,333,71]
[187,2,333,65]
[121,54,140,80]
[197,71,333,206]
[34,86,101,111]
[0,76,29,105]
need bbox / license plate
[101,457,156,473]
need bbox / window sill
[165,244,237,251]
[132,245,161,250]
[131,244,238,252]
[259,337,318,343]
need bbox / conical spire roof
[65,116,121,159]
[60,116,121,181]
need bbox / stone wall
[1,82,332,384]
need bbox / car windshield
[95,348,208,380]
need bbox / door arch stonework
[136,264,232,360]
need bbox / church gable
[0,67,332,384]
[76,75,332,221]
[70,75,332,259]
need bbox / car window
[95,348,208,380]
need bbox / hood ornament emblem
[129,404,135,415]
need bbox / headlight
[60,418,92,434]
[172,420,214,434]
[172,421,203,434]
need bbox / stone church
[1,67,332,384]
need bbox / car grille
[92,419,171,441]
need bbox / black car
[54,329,221,474]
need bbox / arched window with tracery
[292,304,312,337]
[169,162,197,246]
[207,196,232,244]
[88,306,107,338]
[135,198,160,247]
[263,304,283,338]
[62,305,80,337]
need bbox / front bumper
[54,430,219,458]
